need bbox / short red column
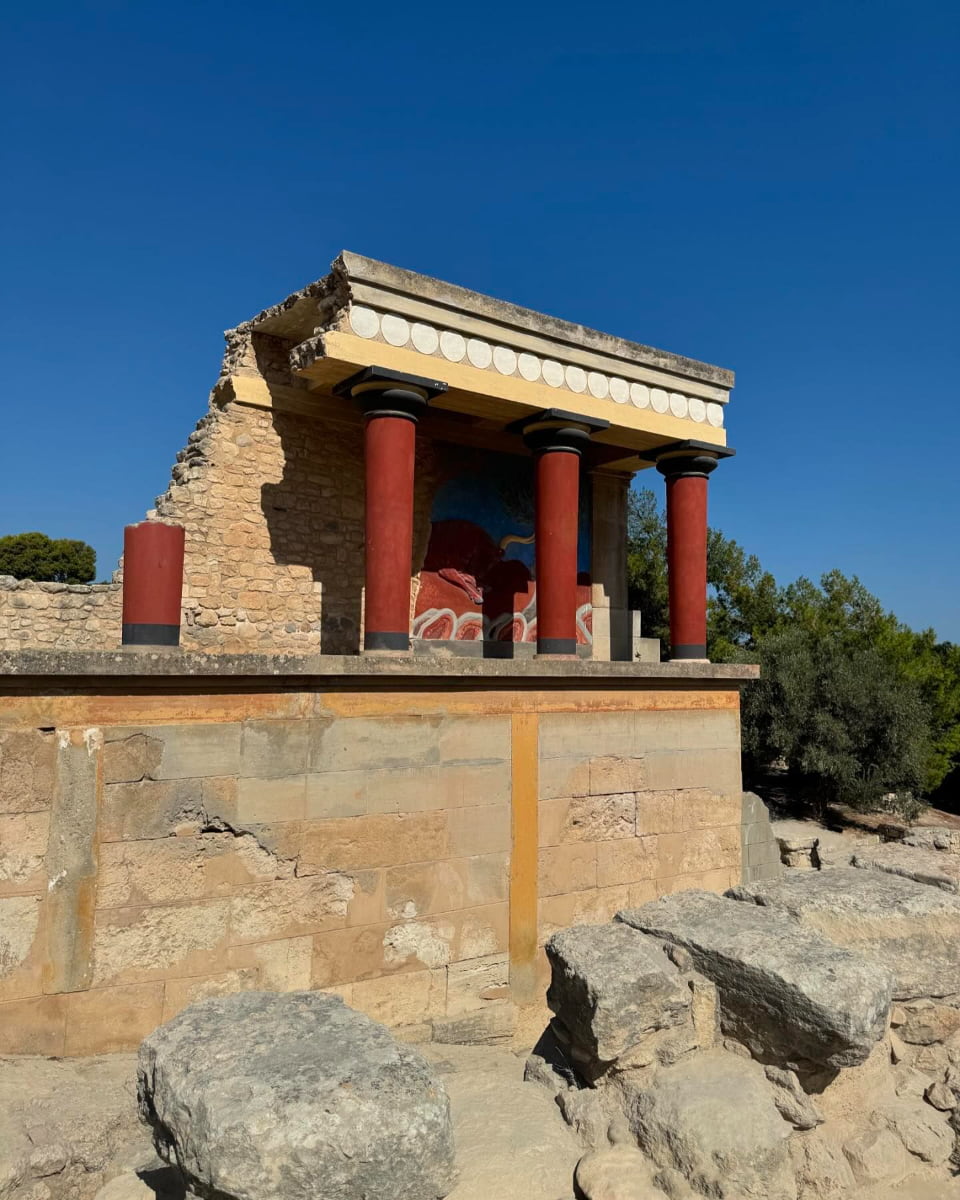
[122,522,185,646]
[335,366,447,652]
[657,452,718,660]
[518,412,609,658]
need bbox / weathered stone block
[546,922,689,1062]
[239,719,309,777]
[446,951,508,1014]
[540,793,635,846]
[384,853,508,920]
[227,935,313,991]
[618,890,894,1070]
[91,898,231,987]
[635,789,679,835]
[853,844,960,893]
[656,825,740,878]
[538,842,598,897]
[675,787,741,830]
[100,778,207,841]
[229,874,353,944]
[446,804,509,857]
[0,893,42,999]
[0,811,49,893]
[588,756,646,795]
[436,761,510,808]
[102,733,163,784]
[236,774,307,821]
[730,867,960,1001]
[64,981,165,1055]
[304,765,438,820]
[0,729,56,814]
[299,811,448,873]
[348,968,447,1027]
[437,716,510,764]
[643,748,742,795]
[538,884,641,944]
[144,724,241,780]
[596,835,658,887]
[309,716,442,773]
[138,991,457,1200]
[0,993,66,1054]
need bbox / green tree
[626,489,669,644]
[0,532,96,584]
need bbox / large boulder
[852,843,960,893]
[624,1049,795,1199]
[617,891,893,1071]
[138,991,456,1200]
[729,867,960,1000]
[545,923,690,1063]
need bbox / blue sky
[1,1,957,639]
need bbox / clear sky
[2,1,957,639]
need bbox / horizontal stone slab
[617,890,894,1071]
[852,844,960,894]
[729,866,960,1000]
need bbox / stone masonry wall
[0,577,122,652]
[0,680,744,1055]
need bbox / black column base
[537,637,578,656]
[122,623,181,647]
[364,631,410,652]
[671,643,708,659]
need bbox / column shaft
[664,472,709,658]
[363,413,416,651]
[121,522,185,646]
[535,448,581,656]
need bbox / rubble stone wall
[0,577,123,652]
[0,674,744,1055]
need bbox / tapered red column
[517,411,609,658]
[122,522,185,646]
[656,451,718,660]
[335,366,447,652]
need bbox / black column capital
[334,365,448,422]
[650,438,735,479]
[509,408,610,456]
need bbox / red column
[363,411,417,651]
[334,367,448,653]
[534,447,581,656]
[657,453,717,659]
[517,413,608,657]
[122,522,185,646]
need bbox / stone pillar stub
[43,728,102,994]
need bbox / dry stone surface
[852,844,960,894]
[729,867,960,1000]
[138,991,457,1200]
[616,890,894,1070]
[545,923,689,1063]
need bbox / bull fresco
[413,447,592,647]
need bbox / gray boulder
[852,843,960,893]
[546,923,690,1064]
[729,866,960,1000]
[138,991,456,1200]
[617,891,893,1071]
[624,1049,794,1199]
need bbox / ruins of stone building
[0,253,769,1055]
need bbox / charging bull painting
[413,448,592,647]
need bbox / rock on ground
[617,891,894,1071]
[418,1043,582,1200]
[545,923,689,1064]
[0,1054,153,1200]
[729,867,960,1000]
[852,845,960,894]
[623,1049,795,1199]
[138,991,456,1200]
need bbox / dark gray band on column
[537,637,578,656]
[671,643,708,659]
[364,631,410,651]
[122,623,181,647]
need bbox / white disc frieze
[565,365,587,393]
[380,314,410,347]
[493,346,518,375]
[518,352,541,382]
[411,322,439,354]
[669,392,689,419]
[440,330,466,361]
[609,377,628,404]
[467,338,493,369]
[348,306,380,339]
[587,371,609,399]
[706,402,724,428]
[542,359,564,387]
[651,388,669,413]
[630,383,650,408]
[688,396,706,423]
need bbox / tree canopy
[627,488,960,815]
[0,532,96,585]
